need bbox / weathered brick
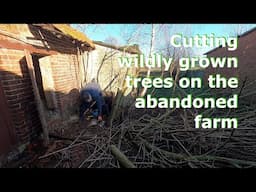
[7,55,23,60]
[1,75,16,81]
[8,103,21,110]
[1,79,20,86]
[4,89,23,96]
[3,84,25,91]
[14,120,26,127]
[0,25,90,153]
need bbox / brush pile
[36,81,256,168]
[69,82,255,168]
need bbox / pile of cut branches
[38,82,256,168]
[78,83,256,168]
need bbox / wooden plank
[38,57,57,109]
[24,49,49,145]
[0,37,57,55]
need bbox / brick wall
[89,44,137,95]
[0,24,89,155]
[205,30,256,88]
[0,48,83,146]
[50,53,81,118]
[28,25,82,119]
[0,48,41,145]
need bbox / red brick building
[204,27,256,96]
[0,24,95,161]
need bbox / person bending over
[79,80,108,121]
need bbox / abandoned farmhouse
[0,24,140,165]
[0,24,255,168]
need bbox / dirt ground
[5,118,108,168]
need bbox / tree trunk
[139,24,155,97]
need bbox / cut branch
[110,145,136,168]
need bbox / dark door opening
[32,55,47,105]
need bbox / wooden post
[77,47,85,89]
[24,49,49,145]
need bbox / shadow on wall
[0,66,81,151]
[0,51,132,160]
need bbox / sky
[72,24,256,56]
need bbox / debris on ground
[5,83,256,168]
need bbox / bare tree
[96,48,119,84]
[104,36,120,47]
[139,24,156,97]
[154,24,194,84]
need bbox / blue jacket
[80,82,104,116]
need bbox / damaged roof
[52,24,95,49]
[93,41,141,54]
[33,24,95,49]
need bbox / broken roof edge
[93,41,142,54]
[33,24,95,50]
[204,27,256,55]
